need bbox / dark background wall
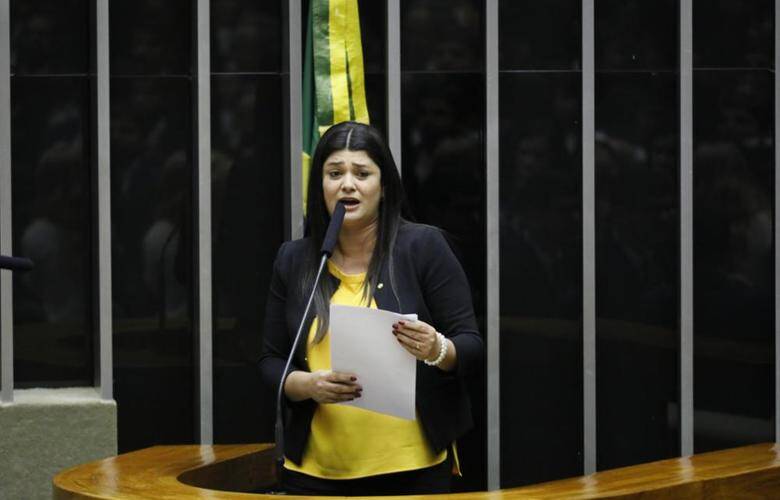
[692,0,775,454]
[594,0,680,472]
[499,0,584,486]
[11,0,93,388]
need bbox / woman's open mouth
[340,198,360,210]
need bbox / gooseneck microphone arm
[0,255,34,272]
[274,202,346,469]
[273,256,327,466]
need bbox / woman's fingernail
[399,321,406,325]
[351,376,357,381]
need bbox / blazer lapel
[373,263,401,313]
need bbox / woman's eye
[357,171,370,178]
[328,171,341,178]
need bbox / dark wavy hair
[303,121,408,343]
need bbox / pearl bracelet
[424,332,447,367]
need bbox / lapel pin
[377,283,384,289]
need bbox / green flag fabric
[302,0,370,212]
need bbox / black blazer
[259,222,483,465]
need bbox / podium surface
[54,442,780,498]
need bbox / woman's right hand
[284,369,361,403]
[307,370,362,403]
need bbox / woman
[259,121,482,496]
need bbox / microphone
[275,202,346,470]
[320,201,346,256]
[0,255,34,272]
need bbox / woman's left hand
[392,319,440,362]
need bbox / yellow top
[283,260,447,479]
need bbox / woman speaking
[259,121,483,496]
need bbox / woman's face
[322,149,382,228]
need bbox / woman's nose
[340,174,356,191]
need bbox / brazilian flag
[302,0,370,212]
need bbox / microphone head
[320,201,346,256]
[0,255,34,272]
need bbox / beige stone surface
[0,387,117,500]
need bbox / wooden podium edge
[53,442,780,499]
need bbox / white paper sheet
[329,304,418,420]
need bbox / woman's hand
[393,320,439,361]
[393,320,457,371]
[308,370,363,403]
[285,370,362,404]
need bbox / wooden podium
[54,442,780,498]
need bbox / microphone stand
[273,202,345,479]
[274,253,327,466]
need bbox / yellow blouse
[283,260,447,479]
